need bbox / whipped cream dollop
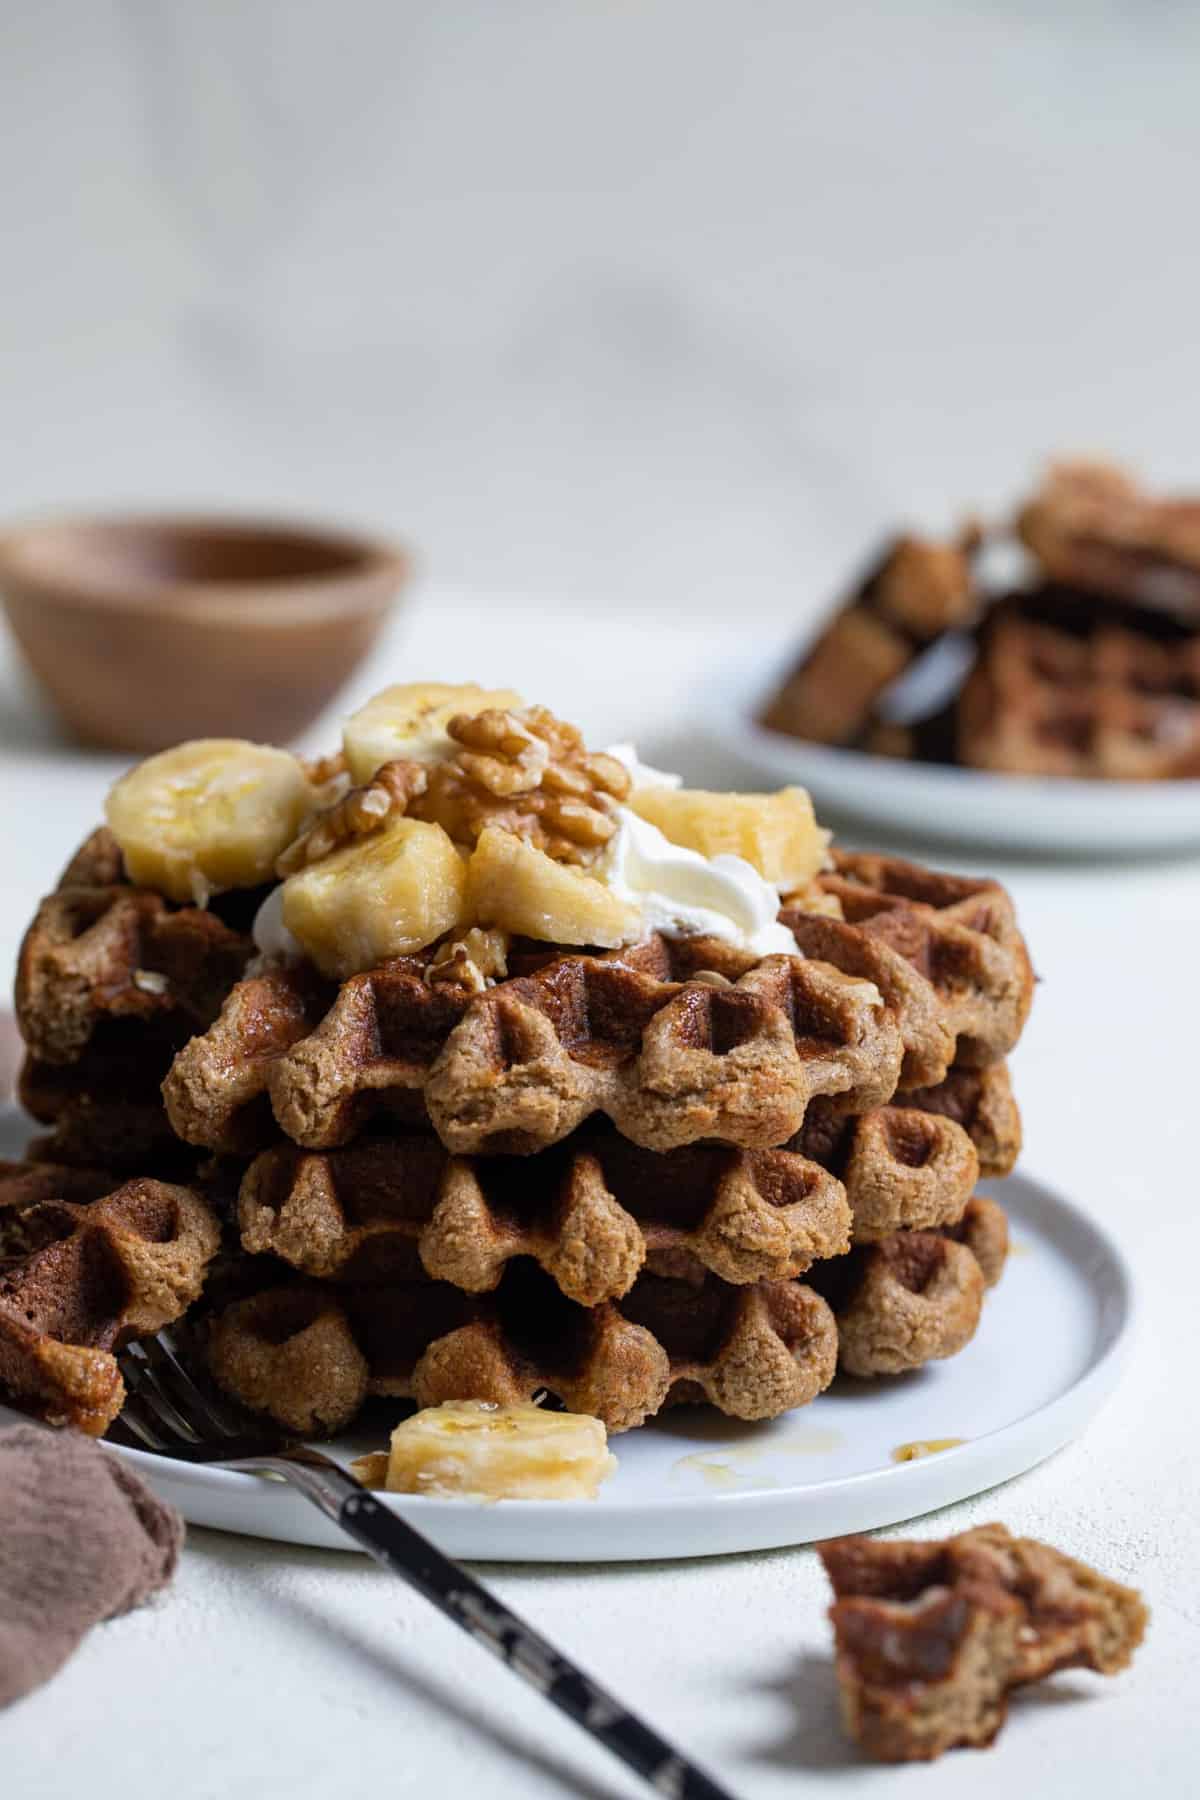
[594,809,797,958]
[604,743,683,793]
[251,740,803,968]
[251,883,303,964]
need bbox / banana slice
[105,739,313,904]
[467,826,642,947]
[629,785,828,888]
[354,1400,616,1500]
[342,681,525,783]
[280,815,466,977]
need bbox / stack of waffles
[1,687,1033,1447]
[761,457,1200,779]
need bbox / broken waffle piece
[959,597,1200,780]
[1016,457,1200,621]
[0,1177,221,1434]
[351,1400,617,1500]
[759,532,980,747]
[819,1524,1148,1762]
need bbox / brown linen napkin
[0,1423,183,1707]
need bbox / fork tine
[113,1390,171,1453]
[139,1335,235,1438]
[156,1327,265,1436]
[119,1344,202,1445]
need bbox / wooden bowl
[0,513,410,752]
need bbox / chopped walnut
[426,927,510,994]
[412,705,632,864]
[276,760,429,875]
[302,750,349,788]
[301,749,354,809]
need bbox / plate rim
[65,1166,1136,1552]
[704,649,1200,843]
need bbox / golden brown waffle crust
[16,871,252,1067]
[812,852,1034,1071]
[0,1172,221,1435]
[162,850,1033,1163]
[959,605,1200,780]
[794,1102,979,1243]
[164,937,904,1158]
[237,1133,854,1303]
[205,1266,840,1437]
[759,533,979,747]
[820,1522,1148,1762]
[897,1061,1021,1179]
[812,1195,1007,1377]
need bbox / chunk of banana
[356,1400,617,1500]
[467,826,642,947]
[342,681,525,783]
[629,785,827,887]
[105,739,313,904]
[281,815,467,977]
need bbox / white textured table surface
[4,590,1198,1798]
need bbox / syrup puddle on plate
[672,1454,758,1490]
[671,1425,844,1489]
[891,1437,966,1463]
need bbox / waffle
[206,1260,839,1436]
[820,1524,1149,1762]
[0,1158,115,1261]
[760,533,979,747]
[794,1101,978,1242]
[0,1175,221,1433]
[777,906,954,1092]
[959,598,1200,779]
[1016,457,1200,623]
[15,868,253,1068]
[165,936,903,1157]
[18,1040,192,1175]
[806,852,1033,1069]
[897,1061,1021,1178]
[237,1131,852,1303]
[808,1195,1007,1376]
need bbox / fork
[112,1335,736,1800]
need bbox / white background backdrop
[4,1,1199,621]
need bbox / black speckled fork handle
[234,1448,737,1800]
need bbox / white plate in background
[706,654,1200,856]
[0,1138,1134,1561]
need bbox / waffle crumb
[820,1524,1148,1762]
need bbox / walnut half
[414,706,632,864]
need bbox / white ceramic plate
[0,1129,1135,1561]
[706,654,1200,855]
